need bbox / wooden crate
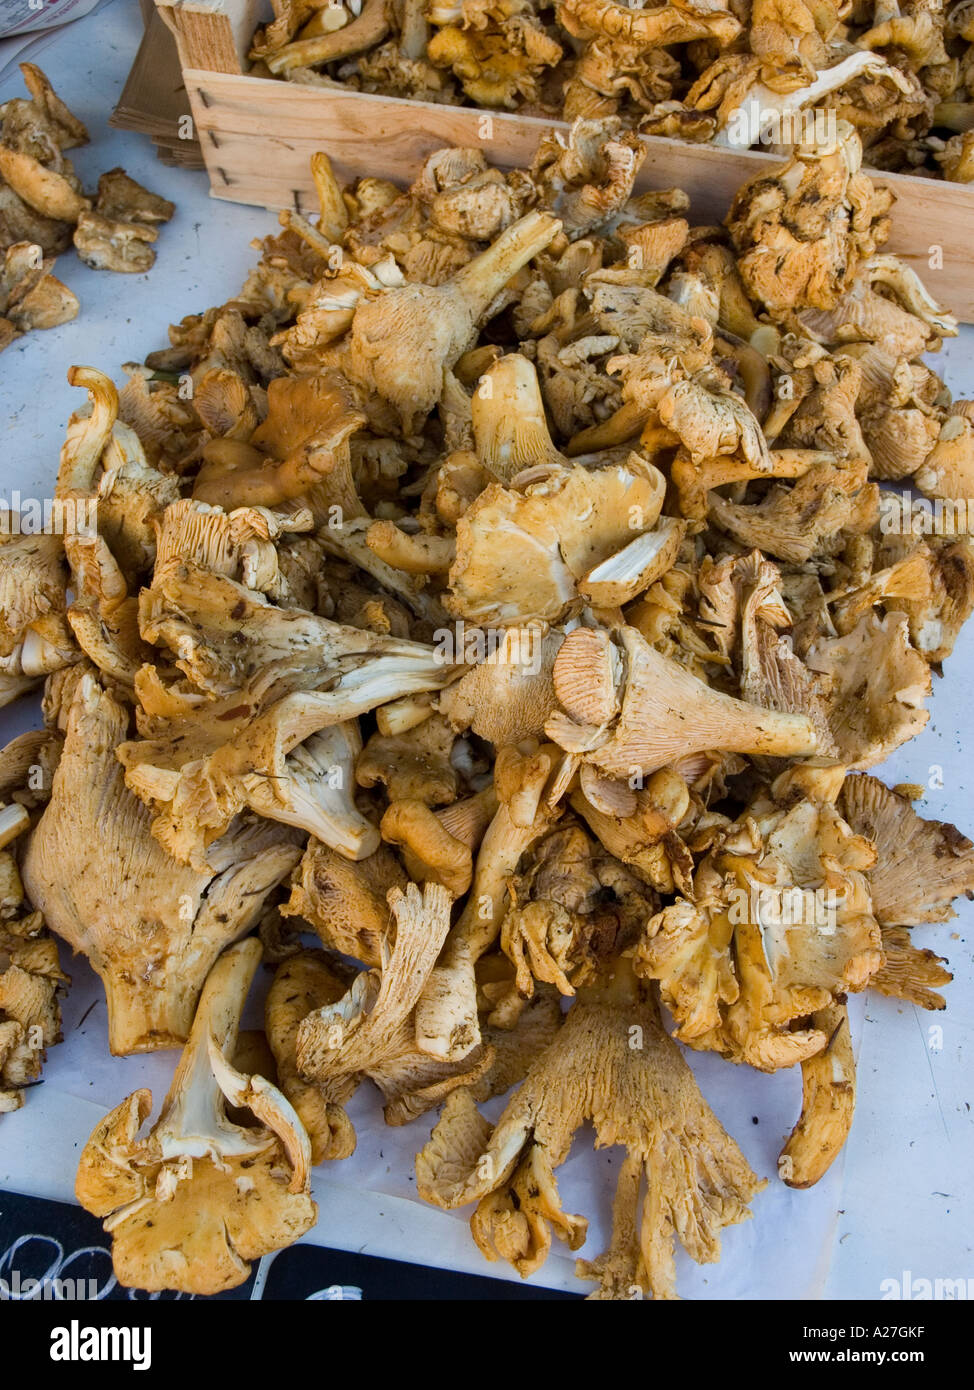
[157,0,974,321]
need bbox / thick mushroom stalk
[339,210,561,431]
[547,625,819,778]
[777,1002,855,1188]
[75,939,316,1296]
[414,745,563,1061]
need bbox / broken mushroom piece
[75,938,316,1295]
[778,1002,855,1189]
[265,949,358,1163]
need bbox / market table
[1,0,971,1302]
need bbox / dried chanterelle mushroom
[252,0,974,181]
[2,114,973,1299]
[0,64,174,352]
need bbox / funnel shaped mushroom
[337,210,561,432]
[417,961,763,1298]
[22,674,301,1053]
[139,562,457,706]
[806,613,930,769]
[501,822,658,997]
[75,939,316,1295]
[57,367,180,574]
[193,371,366,511]
[121,711,380,869]
[471,352,565,482]
[558,0,741,50]
[547,625,819,778]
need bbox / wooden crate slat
[175,62,974,320]
[156,0,257,74]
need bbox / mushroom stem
[400,0,429,61]
[365,521,456,574]
[266,0,390,72]
[156,939,262,1152]
[58,366,118,495]
[549,626,819,777]
[778,1003,855,1188]
[450,211,562,320]
[100,966,207,1056]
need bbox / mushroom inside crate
[7,113,974,1298]
[250,0,974,182]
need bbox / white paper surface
[0,0,102,39]
[0,0,971,1300]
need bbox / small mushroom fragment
[73,211,158,273]
[95,168,175,226]
[0,240,77,347]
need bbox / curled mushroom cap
[633,795,882,1071]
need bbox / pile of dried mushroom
[0,65,174,353]
[251,0,974,182]
[2,113,974,1299]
